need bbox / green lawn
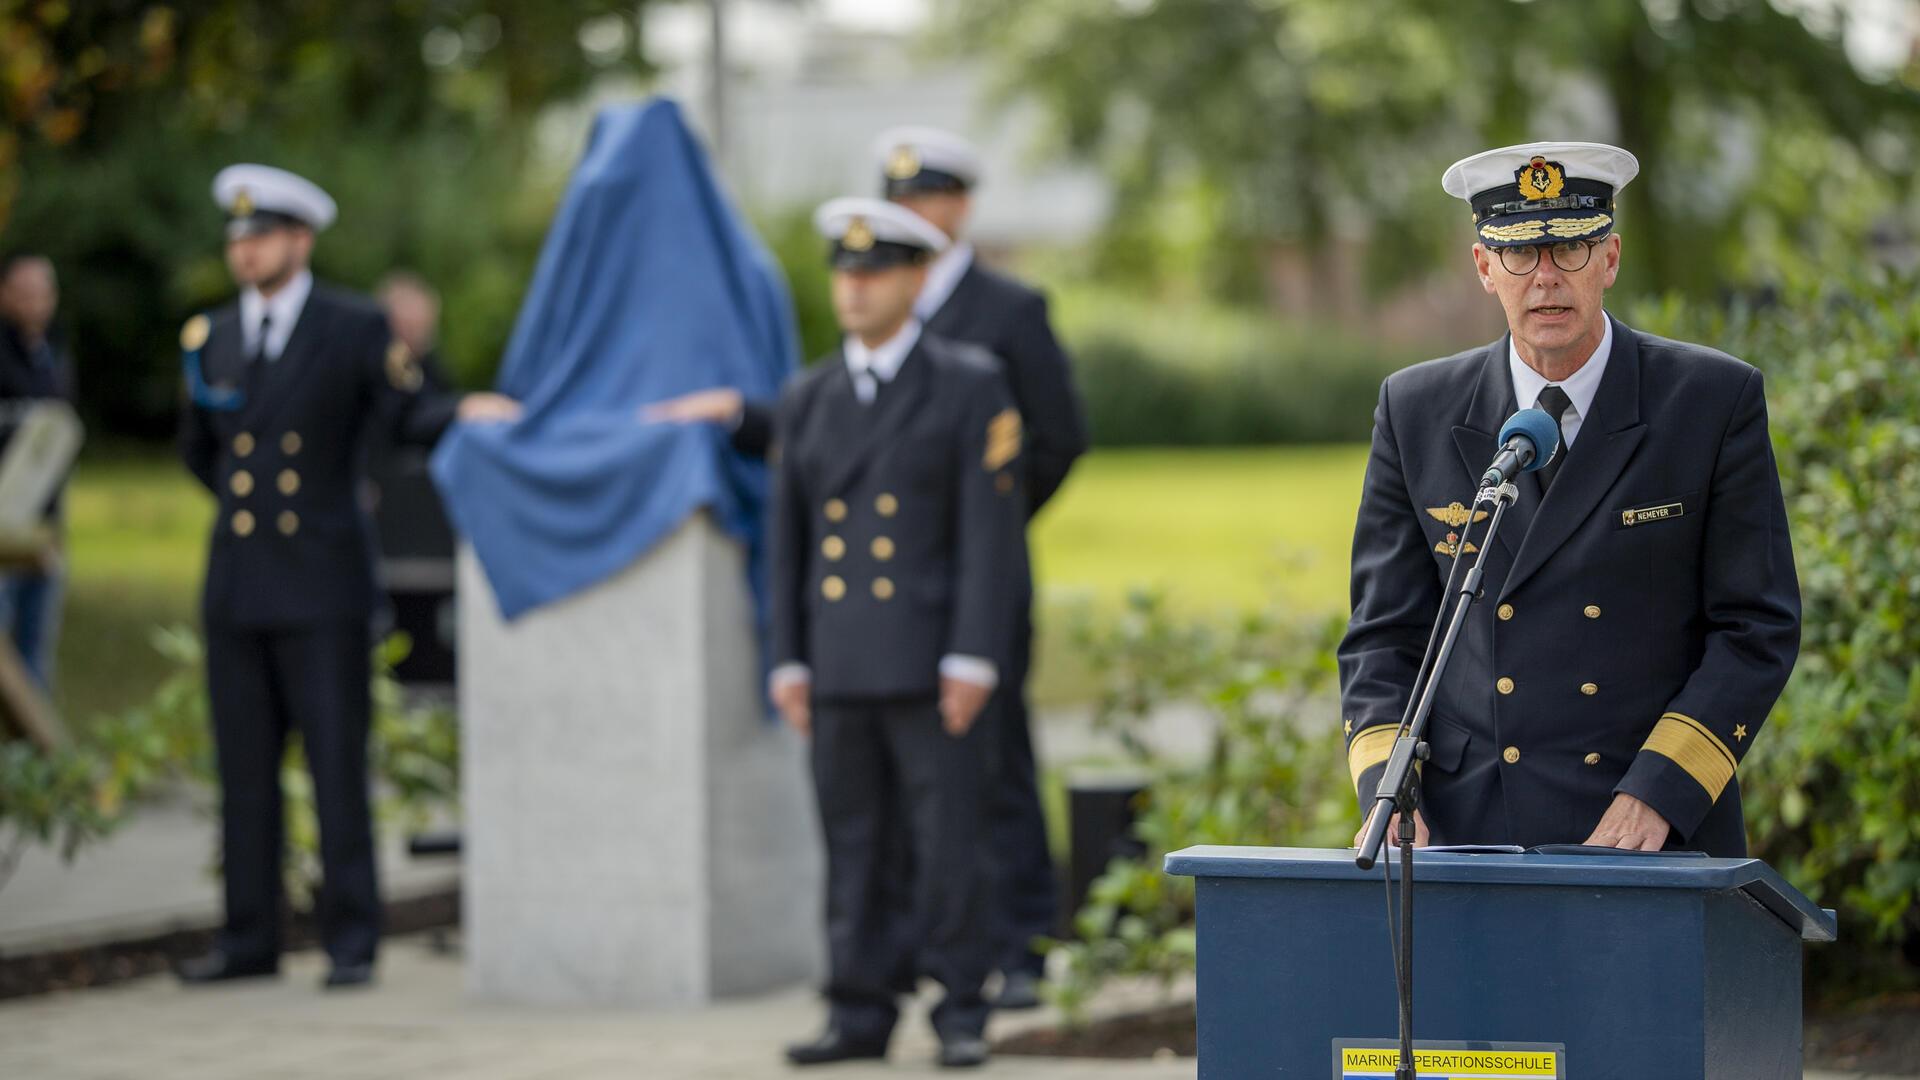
[50,445,1371,726]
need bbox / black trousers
[811,697,993,1041]
[205,621,380,967]
[987,593,1057,976]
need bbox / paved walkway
[0,936,1196,1079]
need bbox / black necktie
[251,313,272,365]
[1535,384,1573,490]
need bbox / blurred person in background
[174,165,519,991]
[772,197,1024,1070]
[0,252,77,689]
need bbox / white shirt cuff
[769,663,811,697]
[939,654,998,690]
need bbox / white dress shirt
[1508,313,1612,450]
[770,315,998,698]
[238,269,313,362]
[914,241,973,323]
[843,319,922,404]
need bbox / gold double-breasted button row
[821,535,895,562]
[823,493,900,523]
[231,509,299,537]
[821,575,895,602]
[1497,603,1601,622]
[230,468,301,498]
[232,431,302,458]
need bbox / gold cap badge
[232,187,255,216]
[843,217,875,252]
[1515,156,1566,201]
[885,145,921,181]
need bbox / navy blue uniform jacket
[1338,316,1800,857]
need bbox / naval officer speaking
[1339,142,1801,857]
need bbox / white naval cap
[815,197,951,269]
[873,126,983,197]
[1441,142,1639,248]
[212,164,338,238]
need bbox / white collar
[844,318,922,385]
[1508,313,1612,424]
[914,241,973,321]
[239,269,313,358]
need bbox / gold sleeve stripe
[1643,712,1738,800]
[984,408,1023,471]
[1347,726,1399,794]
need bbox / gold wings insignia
[984,408,1022,471]
[1425,502,1488,529]
[1435,533,1480,557]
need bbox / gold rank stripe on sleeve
[1346,725,1399,794]
[1643,711,1739,800]
[984,408,1022,471]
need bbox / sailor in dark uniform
[873,125,1085,1006]
[1340,142,1800,858]
[774,197,1025,1069]
[173,165,519,989]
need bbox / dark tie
[250,313,273,365]
[1535,384,1573,490]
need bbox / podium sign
[1166,846,1835,1080]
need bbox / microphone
[1480,408,1562,489]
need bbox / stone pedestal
[458,514,822,1007]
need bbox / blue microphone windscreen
[1499,408,1562,472]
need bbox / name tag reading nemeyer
[1334,1040,1565,1079]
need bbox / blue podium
[1165,846,1835,1079]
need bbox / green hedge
[1633,282,1920,993]
[1051,288,1429,447]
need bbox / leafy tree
[942,0,1920,302]
[0,1,656,435]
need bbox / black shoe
[175,950,278,985]
[993,969,1043,1010]
[937,1035,990,1069]
[784,1027,888,1066]
[323,962,376,990]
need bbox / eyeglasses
[1497,240,1599,276]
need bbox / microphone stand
[1354,479,1521,1080]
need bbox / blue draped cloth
[431,99,797,631]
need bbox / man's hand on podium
[1582,792,1672,851]
[1355,809,1430,849]
[773,678,812,736]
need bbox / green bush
[1046,592,1353,1020]
[1633,281,1920,993]
[1050,287,1430,446]
[0,627,456,908]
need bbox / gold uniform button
[1503,746,1521,765]
[1581,682,1599,696]
[229,470,254,497]
[281,431,302,456]
[824,499,848,523]
[1584,605,1602,619]
[277,511,299,536]
[277,469,300,496]
[872,577,895,601]
[231,509,255,537]
[822,536,846,561]
[871,536,895,561]
[1584,752,1603,766]
[821,575,846,601]
[1496,603,1514,621]
[1496,677,1515,695]
[875,493,898,517]
[233,432,255,458]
